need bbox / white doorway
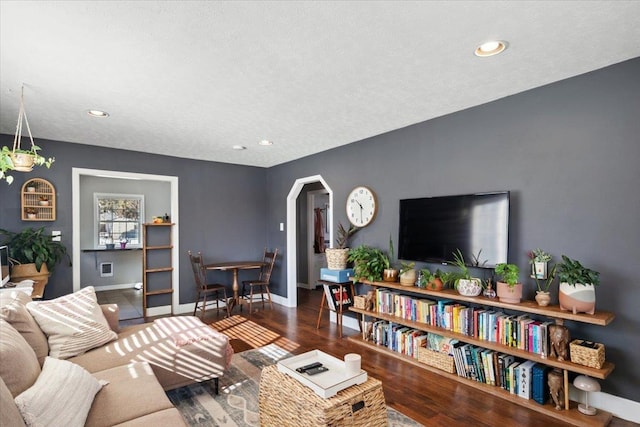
[285,175,333,308]
[304,189,329,289]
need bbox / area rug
[167,344,423,426]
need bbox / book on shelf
[531,363,550,405]
[323,283,353,311]
[517,360,536,399]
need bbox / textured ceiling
[1,1,639,167]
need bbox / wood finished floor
[133,287,634,427]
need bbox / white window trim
[93,192,145,248]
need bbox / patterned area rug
[167,344,423,426]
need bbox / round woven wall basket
[325,248,349,270]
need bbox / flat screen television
[398,192,509,268]
[1,245,10,286]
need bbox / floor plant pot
[456,278,482,297]
[559,282,595,314]
[496,281,523,303]
[383,268,398,282]
[399,269,416,286]
[10,263,49,298]
[325,248,349,270]
[535,291,551,307]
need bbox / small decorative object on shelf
[533,262,557,307]
[25,207,37,220]
[495,263,523,303]
[482,278,496,299]
[548,368,565,410]
[573,375,601,416]
[38,195,49,206]
[549,324,570,361]
[120,239,128,249]
[557,255,600,315]
[570,339,605,369]
[105,237,115,250]
[451,249,482,296]
[399,261,416,286]
[163,213,170,223]
[528,248,552,279]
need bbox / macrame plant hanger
[11,85,37,172]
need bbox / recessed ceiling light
[258,140,273,146]
[87,109,109,117]
[232,145,246,150]
[474,40,507,57]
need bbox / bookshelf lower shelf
[347,336,612,427]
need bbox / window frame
[93,193,145,249]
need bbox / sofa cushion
[86,362,176,427]
[0,319,41,397]
[26,286,117,359]
[0,377,27,427]
[112,408,187,426]
[15,356,106,427]
[0,290,49,365]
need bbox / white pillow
[14,357,107,427]
[26,286,117,359]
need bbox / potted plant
[38,195,49,206]
[528,248,552,279]
[382,234,399,282]
[417,268,444,290]
[26,180,37,192]
[494,263,523,303]
[25,207,38,220]
[533,263,558,306]
[348,245,386,282]
[450,249,482,296]
[325,222,360,270]
[0,226,70,298]
[557,255,600,314]
[398,261,416,286]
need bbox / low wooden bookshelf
[142,223,174,317]
[348,279,615,427]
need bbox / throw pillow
[26,286,117,359]
[0,291,49,365]
[14,357,107,427]
[0,319,41,397]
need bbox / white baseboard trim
[93,283,137,291]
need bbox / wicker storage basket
[325,248,349,270]
[417,347,456,374]
[570,340,605,369]
[353,295,367,310]
[259,365,387,426]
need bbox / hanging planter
[1,86,55,184]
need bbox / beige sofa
[0,288,232,426]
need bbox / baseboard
[93,283,138,291]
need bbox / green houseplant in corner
[0,226,70,298]
[325,222,360,270]
[494,263,523,303]
[557,255,600,315]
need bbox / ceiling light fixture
[232,145,246,150]
[475,40,507,57]
[258,140,273,146]
[87,110,109,118]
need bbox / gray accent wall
[265,58,640,400]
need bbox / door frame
[286,175,333,308]
[305,189,329,289]
[71,168,179,316]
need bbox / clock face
[346,186,377,227]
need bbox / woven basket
[325,248,349,270]
[353,295,367,310]
[259,365,387,426]
[570,339,605,369]
[417,347,456,374]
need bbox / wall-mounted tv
[398,192,509,268]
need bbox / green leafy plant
[450,249,471,280]
[534,263,558,292]
[1,145,55,185]
[348,245,386,282]
[0,227,70,272]
[399,261,415,275]
[557,255,600,287]
[494,263,520,288]
[383,234,396,269]
[528,248,552,264]
[335,222,360,249]
[470,248,488,267]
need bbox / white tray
[277,350,367,398]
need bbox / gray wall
[266,58,640,400]
[0,139,268,306]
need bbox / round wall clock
[346,186,377,227]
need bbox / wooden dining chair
[188,250,230,318]
[241,248,278,314]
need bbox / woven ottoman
[259,365,388,426]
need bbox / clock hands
[354,198,364,223]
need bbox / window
[94,193,144,248]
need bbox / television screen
[398,192,509,267]
[1,245,9,286]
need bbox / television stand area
[348,279,615,427]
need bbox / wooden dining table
[205,261,264,312]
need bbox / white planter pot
[559,282,596,315]
[456,278,482,297]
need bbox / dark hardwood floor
[142,287,635,427]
